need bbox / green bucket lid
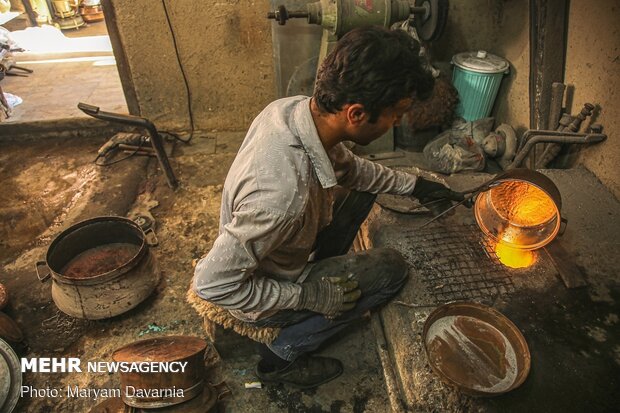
[452,50,509,74]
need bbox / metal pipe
[517,125,576,153]
[507,132,606,169]
[119,144,155,152]
[544,82,566,157]
[123,150,156,157]
[517,114,573,159]
[548,82,566,131]
[77,102,178,189]
[536,103,594,168]
[266,6,309,25]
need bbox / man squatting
[193,26,462,389]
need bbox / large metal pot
[474,169,564,250]
[35,216,160,320]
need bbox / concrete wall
[565,0,620,199]
[108,0,275,133]
[109,1,531,138]
[432,0,619,199]
[106,1,618,197]
[432,0,530,135]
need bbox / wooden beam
[21,0,39,26]
[101,0,141,116]
[529,0,569,164]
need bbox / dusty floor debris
[1,133,391,412]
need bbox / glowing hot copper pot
[474,169,564,250]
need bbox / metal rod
[123,150,156,157]
[548,82,566,130]
[417,195,474,229]
[544,82,566,159]
[518,125,582,153]
[285,11,309,18]
[536,103,595,168]
[77,102,178,189]
[119,144,154,152]
[266,11,308,18]
[507,132,606,169]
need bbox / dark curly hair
[313,26,434,123]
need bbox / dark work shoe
[255,355,343,389]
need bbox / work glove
[295,275,361,317]
[410,177,465,217]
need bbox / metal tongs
[418,174,506,228]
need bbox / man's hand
[296,275,361,317]
[323,276,361,312]
[411,177,464,217]
[411,177,464,201]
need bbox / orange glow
[494,241,536,268]
[490,182,556,227]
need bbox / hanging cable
[161,0,194,143]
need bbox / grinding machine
[268,0,448,60]
[268,0,449,154]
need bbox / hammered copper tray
[422,302,531,397]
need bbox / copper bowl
[474,169,563,250]
[112,336,207,409]
[422,302,531,397]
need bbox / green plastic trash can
[452,51,510,122]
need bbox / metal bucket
[36,216,161,320]
[452,51,509,121]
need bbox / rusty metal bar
[507,132,606,169]
[78,102,179,189]
[548,82,566,130]
[529,0,569,166]
[536,102,595,168]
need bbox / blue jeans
[251,190,409,361]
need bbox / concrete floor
[1,21,127,123]
[1,120,617,412]
[0,132,391,412]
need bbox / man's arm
[193,205,363,317]
[329,143,417,195]
[193,207,302,313]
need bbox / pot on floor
[35,216,160,320]
[112,336,208,409]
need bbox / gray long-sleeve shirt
[193,96,418,321]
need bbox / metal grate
[399,223,515,305]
